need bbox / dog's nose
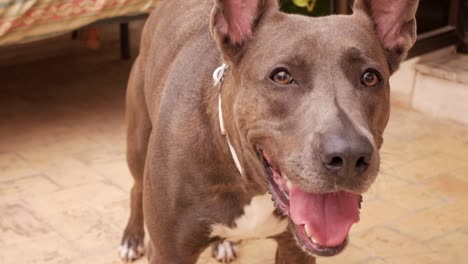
[319,133,373,177]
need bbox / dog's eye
[361,70,381,87]
[271,69,295,85]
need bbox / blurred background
[1,0,467,263]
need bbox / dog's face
[211,0,418,256]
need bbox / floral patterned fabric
[0,0,158,46]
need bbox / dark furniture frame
[73,13,148,60]
[457,0,468,53]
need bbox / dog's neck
[213,63,244,176]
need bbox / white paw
[212,240,239,263]
[119,239,145,262]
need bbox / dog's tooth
[286,180,292,189]
[305,224,319,244]
[304,224,312,238]
[311,236,318,244]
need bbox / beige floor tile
[0,235,79,264]
[90,160,133,191]
[377,181,446,211]
[428,231,468,263]
[424,170,468,201]
[73,147,126,166]
[16,137,98,170]
[379,136,436,169]
[68,248,147,264]
[0,201,56,245]
[44,158,105,188]
[0,153,36,181]
[394,201,468,241]
[88,131,127,150]
[100,199,131,232]
[391,153,468,183]
[350,199,409,235]
[451,166,468,181]
[22,182,128,253]
[0,122,79,154]
[25,182,127,212]
[383,253,445,264]
[367,175,413,199]
[27,200,122,254]
[384,109,436,141]
[380,112,468,169]
[410,133,468,163]
[57,208,121,254]
[360,258,388,264]
[352,227,432,258]
[0,174,59,199]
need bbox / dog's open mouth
[258,149,362,257]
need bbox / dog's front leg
[143,182,212,263]
[144,218,209,264]
[274,232,316,264]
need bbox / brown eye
[271,70,294,85]
[361,70,381,87]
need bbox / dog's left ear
[354,0,419,72]
[210,0,276,63]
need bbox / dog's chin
[256,148,362,257]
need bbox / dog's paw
[211,240,239,263]
[119,232,145,262]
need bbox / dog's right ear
[210,0,276,63]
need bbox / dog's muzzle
[257,148,362,256]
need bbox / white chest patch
[210,193,288,241]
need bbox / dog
[119,0,419,263]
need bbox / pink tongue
[290,187,360,247]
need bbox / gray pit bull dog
[119,0,419,263]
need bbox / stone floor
[1,37,468,264]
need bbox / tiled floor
[1,39,468,264]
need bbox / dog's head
[210,0,418,256]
